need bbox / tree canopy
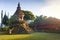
[22,10,35,20]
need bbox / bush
[2,26,9,31]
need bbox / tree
[29,15,48,31]
[2,12,9,26]
[1,10,3,27]
[22,10,35,20]
[10,10,35,24]
[34,15,47,23]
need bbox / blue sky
[0,0,60,23]
[0,0,45,16]
[0,0,46,23]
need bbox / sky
[0,0,60,23]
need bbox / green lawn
[0,32,60,40]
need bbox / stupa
[9,3,33,34]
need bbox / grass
[0,32,60,40]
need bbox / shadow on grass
[0,32,30,35]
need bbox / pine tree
[2,12,9,26]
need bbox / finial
[18,2,20,7]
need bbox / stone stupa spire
[17,2,21,10]
[14,2,24,21]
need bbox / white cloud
[39,0,60,19]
